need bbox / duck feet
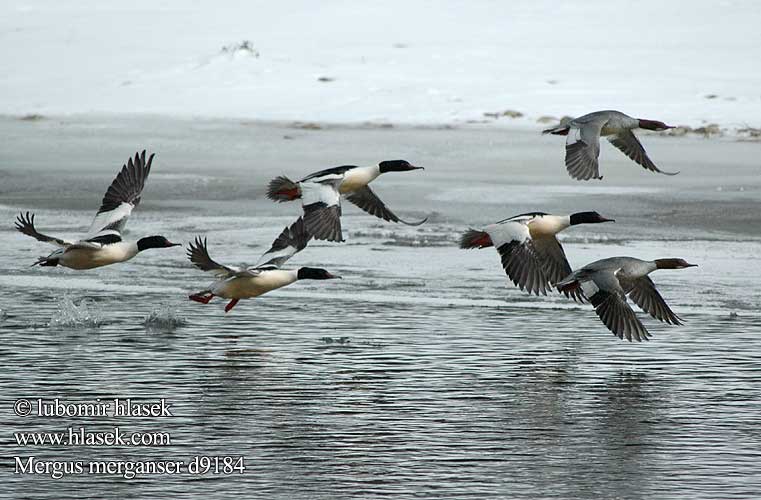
[225,299,240,313]
[224,299,239,313]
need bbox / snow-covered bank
[2,1,760,130]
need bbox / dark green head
[137,236,181,251]
[569,211,615,226]
[297,267,341,280]
[379,160,423,173]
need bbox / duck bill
[600,217,615,223]
[327,273,342,279]
[166,242,182,247]
[411,165,424,170]
[685,263,698,267]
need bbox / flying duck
[460,211,614,299]
[266,160,426,242]
[556,256,697,341]
[187,217,340,313]
[15,150,179,269]
[543,110,677,180]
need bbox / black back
[300,165,358,182]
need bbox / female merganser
[15,150,180,269]
[266,160,426,242]
[543,110,677,180]
[188,217,340,313]
[460,211,614,298]
[556,257,697,341]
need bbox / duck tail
[32,256,58,267]
[266,176,300,202]
[459,229,493,249]
[542,124,570,136]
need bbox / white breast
[213,270,298,299]
[60,242,139,270]
[527,215,570,238]
[339,166,380,194]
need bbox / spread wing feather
[564,121,605,180]
[186,237,240,278]
[627,276,683,325]
[300,176,344,242]
[589,289,651,342]
[608,130,679,176]
[255,217,311,269]
[487,222,551,296]
[345,186,427,226]
[533,236,583,302]
[85,150,154,240]
[15,212,70,247]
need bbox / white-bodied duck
[188,217,340,313]
[267,160,426,242]
[460,211,614,299]
[15,150,179,269]
[556,256,697,341]
[543,110,677,180]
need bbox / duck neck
[531,215,571,237]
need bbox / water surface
[1,116,760,499]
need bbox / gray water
[1,115,760,499]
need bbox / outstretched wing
[532,236,583,302]
[254,217,311,269]
[345,186,427,226]
[589,289,651,342]
[15,212,70,247]
[581,272,651,342]
[486,221,552,296]
[186,237,240,278]
[85,150,154,240]
[300,175,344,242]
[607,130,679,176]
[565,120,605,180]
[627,276,683,325]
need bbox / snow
[1,0,760,128]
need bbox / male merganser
[556,257,697,341]
[15,150,180,269]
[460,211,614,298]
[543,110,677,180]
[266,160,426,242]
[187,217,340,313]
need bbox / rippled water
[1,116,760,499]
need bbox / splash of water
[48,295,103,329]
[144,304,187,332]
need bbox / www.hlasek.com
[12,398,246,479]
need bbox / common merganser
[188,217,340,313]
[543,110,677,180]
[266,160,426,242]
[460,211,614,298]
[556,257,697,341]
[14,150,180,270]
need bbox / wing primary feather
[345,186,427,226]
[15,212,69,247]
